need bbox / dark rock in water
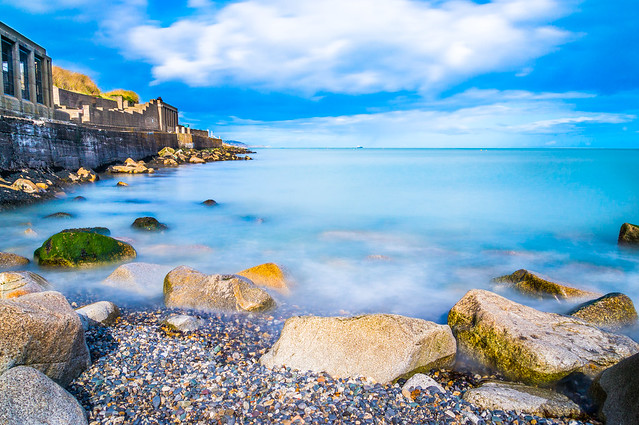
[591,352,639,425]
[202,199,218,206]
[493,269,599,300]
[72,196,86,202]
[34,231,136,267]
[131,217,168,232]
[0,291,90,386]
[0,252,30,270]
[61,227,111,236]
[568,292,638,330]
[45,212,73,219]
[618,223,639,246]
[0,366,88,425]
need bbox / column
[12,42,21,101]
[28,50,36,104]
[46,58,53,108]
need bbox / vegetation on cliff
[52,66,140,104]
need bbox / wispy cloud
[113,0,575,95]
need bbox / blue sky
[1,0,637,147]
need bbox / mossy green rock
[448,289,639,386]
[61,227,111,236]
[34,231,136,267]
[131,217,168,232]
[569,293,638,330]
[618,223,639,246]
[493,269,600,300]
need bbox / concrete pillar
[12,42,21,101]
[46,58,53,108]
[157,100,164,132]
[28,49,36,104]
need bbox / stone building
[0,22,55,119]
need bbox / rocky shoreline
[1,153,638,424]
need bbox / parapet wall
[0,115,220,171]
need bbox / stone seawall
[0,115,221,171]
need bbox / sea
[2,148,639,328]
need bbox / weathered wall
[53,87,119,110]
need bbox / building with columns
[1,22,54,119]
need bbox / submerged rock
[0,271,52,299]
[493,269,599,300]
[76,301,120,330]
[0,252,30,270]
[0,291,91,386]
[568,292,638,330]
[164,266,275,313]
[618,222,639,246]
[131,217,168,232]
[463,381,583,419]
[202,199,218,206]
[591,352,639,425]
[116,181,128,187]
[0,366,88,424]
[237,263,291,293]
[44,212,73,219]
[102,262,172,297]
[448,289,639,385]
[34,231,136,267]
[260,314,456,384]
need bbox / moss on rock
[493,269,599,300]
[34,231,136,267]
[569,293,638,330]
[618,223,639,246]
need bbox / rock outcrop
[0,366,87,424]
[102,262,172,297]
[0,271,52,299]
[131,217,168,232]
[568,292,638,330]
[0,252,30,270]
[237,263,291,293]
[591,352,639,425]
[0,291,91,386]
[618,222,639,246]
[34,231,136,267]
[108,158,154,174]
[260,314,456,384]
[164,266,275,313]
[463,382,583,419]
[493,269,599,300]
[448,289,639,385]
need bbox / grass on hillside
[104,89,140,104]
[52,66,140,105]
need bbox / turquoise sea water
[2,149,639,327]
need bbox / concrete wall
[53,86,118,110]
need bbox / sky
[1,0,637,147]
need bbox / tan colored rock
[0,366,88,424]
[36,182,49,190]
[260,314,456,383]
[102,262,173,297]
[11,178,41,193]
[463,381,584,419]
[569,292,638,330]
[190,156,205,164]
[402,373,445,400]
[493,269,600,300]
[448,289,639,385]
[0,291,91,386]
[75,301,120,330]
[162,314,204,332]
[0,252,30,270]
[164,266,275,313]
[237,263,291,293]
[158,147,175,157]
[0,271,51,299]
[163,158,178,166]
[116,181,128,187]
[618,222,639,246]
[76,167,97,182]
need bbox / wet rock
[162,314,204,332]
[493,269,599,300]
[11,178,41,193]
[158,147,175,157]
[618,222,639,246]
[260,314,456,383]
[237,263,291,293]
[568,292,638,330]
[102,262,172,296]
[61,227,111,236]
[202,199,218,206]
[0,252,30,270]
[591,352,639,425]
[164,266,275,313]
[448,289,639,385]
[76,301,120,330]
[72,196,86,202]
[0,271,52,299]
[131,216,168,232]
[34,231,137,267]
[0,366,88,424]
[463,381,584,419]
[116,181,128,187]
[45,212,73,219]
[0,291,91,386]
[163,158,178,166]
[402,373,445,399]
[190,156,206,164]
[108,158,154,174]
[76,167,98,182]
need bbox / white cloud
[117,0,575,95]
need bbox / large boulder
[448,289,639,385]
[131,217,168,232]
[493,269,600,300]
[568,292,638,330]
[0,271,52,299]
[76,301,120,330]
[618,222,639,246]
[0,291,91,386]
[463,381,583,419]
[61,227,111,236]
[108,158,154,174]
[237,263,291,293]
[591,352,639,425]
[0,366,88,425]
[34,231,136,267]
[0,252,30,270]
[164,266,275,313]
[102,262,172,297]
[260,314,456,383]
